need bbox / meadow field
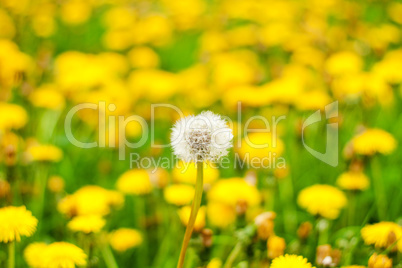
[0,0,401,267]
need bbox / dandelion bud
[0,179,10,198]
[4,144,16,166]
[274,165,289,179]
[331,249,341,266]
[149,168,169,188]
[297,222,312,240]
[267,235,286,259]
[316,244,332,265]
[368,253,392,268]
[350,159,364,172]
[254,212,276,240]
[201,228,213,248]
[322,256,332,267]
[386,231,397,252]
[236,199,248,215]
[48,176,65,193]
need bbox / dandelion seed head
[171,111,233,162]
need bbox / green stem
[317,218,330,246]
[278,175,297,234]
[223,242,243,268]
[177,162,203,268]
[8,241,15,268]
[371,156,387,220]
[347,191,356,226]
[101,244,119,268]
[134,196,148,268]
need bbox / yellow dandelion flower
[207,202,236,228]
[236,132,284,168]
[267,235,286,259]
[172,161,219,185]
[43,242,87,268]
[368,253,392,268]
[0,206,38,243]
[352,129,397,156]
[297,185,347,219]
[58,185,124,217]
[29,85,65,110]
[60,0,91,25]
[48,176,65,193]
[127,46,160,69]
[208,178,261,208]
[178,206,206,231]
[163,184,195,206]
[207,258,222,268]
[28,145,63,162]
[361,222,402,249]
[68,215,106,234]
[0,103,28,130]
[325,51,363,76]
[24,242,47,268]
[336,171,370,191]
[109,228,142,252]
[270,254,315,268]
[116,169,152,195]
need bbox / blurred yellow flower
[173,161,219,185]
[24,242,47,268]
[207,258,222,268]
[161,0,206,30]
[387,2,402,24]
[164,184,195,206]
[208,178,261,208]
[267,235,286,259]
[48,176,65,193]
[178,206,206,231]
[270,254,315,268]
[32,15,55,37]
[128,69,179,102]
[68,215,106,234]
[336,171,370,191]
[27,144,63,162]
[42,242,87,268]
[29,85,65,110]
[0,206,37,242]
[325,51,363,76]
[207,202,236,228]
[0,179,10,198]
[128,46,160,69]
[116,169,152,195]
[109,228,142,252]
[0,103,28,130]
[0,40,32,89]
[368,253,392,268]
[0,9,15,39]
[58,185,124,217]
[298,185,347,219]
[60,0,91,25]
[237,133,284,168]
[352,129,397,155]
[361,222,402,251]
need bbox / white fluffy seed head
[171,111,233,162]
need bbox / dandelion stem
[223,242,243,268]
[8,241,15,268]
[101,243,119,268]
[371,156,387,220]
[177,161,203,268]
